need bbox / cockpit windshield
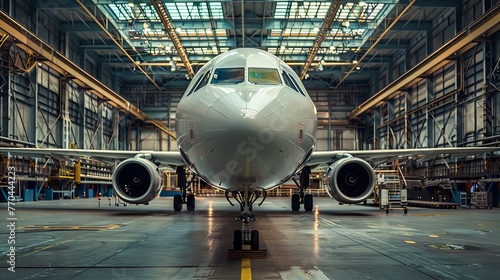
[211,68,244,84]
[248,68,281,85]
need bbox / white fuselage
[176,49,317,191]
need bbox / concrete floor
[0,196,499,279]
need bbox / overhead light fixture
[342,21,350,28]
[359,1,366,7]
[305,73,309,79]
[175,27,182,33]
[128,1,135,7]
[170,59,176,72]
[316,60,324,71]
[356,66,361,70]
[313,27,319,32]
[352,60,358,64]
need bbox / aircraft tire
[304,194,313,212]
[291,194,300,211]
[250,230,259,250]
[233,230,242,250]
[187,194,195,211]
[173,194,183,212]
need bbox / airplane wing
[0,147,185,166]
[308,147,499,166]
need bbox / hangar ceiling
[25,0,465,95]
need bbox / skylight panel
[337,3,385,21]
[139,5,160,21]
[275,2,329,19]
[165,2,223,20]
[178,28,224,37]
[362,4,384,21]
[108,4,133,21]
[269,28,317,39]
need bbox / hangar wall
[363,0,500,153]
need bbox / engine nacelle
[323,157,376,204]
[112,158,162,204]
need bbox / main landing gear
[173,166,196,212]
[226,186,268,259]
[291,166,313,212]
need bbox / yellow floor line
[241,258,252,280]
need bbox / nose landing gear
[226,186,267,259]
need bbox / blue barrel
[107,188,113,197]
[86,189,94,199]
[23,189,34,202]
[45,188,53,200]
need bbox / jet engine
[323,157,376,204]
[112,158,162,204]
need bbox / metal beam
[299,0,342,80]
[144,120,176,139]
[0,9,176,139]
[0,10,146,120]
[334,0,416,92]
[76,0,163,90]
[347,3,500,119]
[151,0,194,78]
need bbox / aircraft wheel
[233,230,242,250]
[250,230,259,250]
[173,194,183,212]
[304,194,313,212]
[187,194,195,211]
[291,194,300,211]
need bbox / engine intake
[323,157,375,204]
[112,158,162,204]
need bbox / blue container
[86,189,94,199]
[45,188,53,200]
[23,189,34,202]
[160,190,181,197]
[107,188,113,197]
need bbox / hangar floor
[1,196,499,279]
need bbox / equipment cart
[471,192,493,209]
[378,173,408,214]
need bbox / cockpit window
[187,70,211,96]
[211,68,244,84]
[248,68,281,85]
[282,71,305,96]
[193,70,211,92]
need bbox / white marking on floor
[279,266,331,280]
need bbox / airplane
[1,48,499,251]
